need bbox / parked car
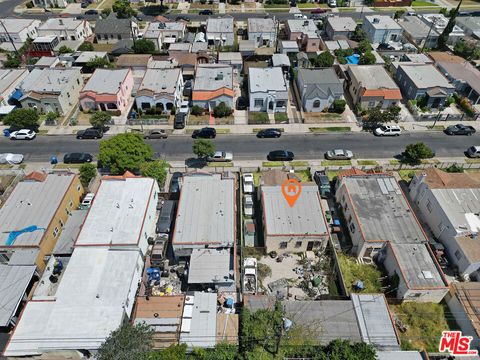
[294,13,307,19]
[80,193,94,209]
[267,150,294,161]
[445,124,476,136]
[466,146,480,158]
[313,170,331,198]
[76,128,103,139]
[175,15,190,22]
[63,152,93,164]
[311,7,328,13]
[0,153,23,164]
[174,113,186,129]
[328,0,337,7]
[183,80,193,97]
[192,127,216,139]
[243,173,254,194]
[244,194,254,216]
[144,129,168,139]
[179,100,190,114]
[244,220,256,247]
[170,172,182,193]
[257,128,282,138]
[85,9,98,15]
[199,9,213,15]
[236,97,247,110]
[377,43,396,51]
[374,125,402,136]
[325,149,353,160]
[207,151,233,162]
[81,2,88,8]
[156,200,176,236]
[9,129,36,140]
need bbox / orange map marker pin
[281,179,302,208]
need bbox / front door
[307,241,314,251]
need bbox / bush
[78,42,94,51]
[445,164,464,173]
[3,108,39,130]
[26,1,34,8]
[191,105,204,116]
[90,111,112,128]
[332,99,346,114]
[79,163,97,188]
[58,45,73,54]
[274,113,288,123]
[249,112,269,124]
[313,51,334,67]
[403,142,434,164]
[213,102,232,118]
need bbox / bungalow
[297,68,344,112]
[248,18,277,47]
[0,18,41,52]
[79,68,134,114]
[206,17,234,47]
[286,19,320,53]
[94,13,139,44]
[325,16,357,40]
[192,64,234,110]
[135,68,183,113]
[249,67,288,113]
[37,18,92,42]
[144,21,186,51]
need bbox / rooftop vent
[303,20,309,26]
[215,73,224,81]
[373,18,380,24]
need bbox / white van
[466,146,480,158]
[293,13,307,19]
[374,125,402,136]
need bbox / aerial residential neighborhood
[1,0,480,358]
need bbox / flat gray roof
[343,176,426,244]
[399,16,439,39]
[187,248,233,284]
[399,64,454,89]
[0,69,27,94]
[365,15,402,30]
[218,52,243,64]
[0,173,76,247]
[456,16,480,31]
[38,18,83,31]
[377,351,423,360]
[74,51,107,64]
[180,292,217,348]
[0,264,36,327]
[249,67,287,93]
[248,18,275,33]
[173,174,235,247]
[262,185,327,236]
[206,17,234,33]
[138,68,181,95]
[193,65,233,92]
[287,19,318,37]
[348,65,399,90]
[327,16,357,32]
[272,54,290,67]
[168,43,191,52]
[53,210,87,255]
[0,18,39,33]
[82,68,130,95]
[20,68,80,94]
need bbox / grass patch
[253,172,262,187]
[36,129,49,135]
[390,159,400,165]
[337,253,383,293]
[412,0,437,5]
[274,113,289,123]
[466,158,480,163]
[54,163,85,169]
[249,112,270,124]
[294,169,311,182]
[264,3,289,7]
[357,160,378,166]
[398,170,416,182]
[0,164,13,169]
[321,160,352,166]
[290,161,309,167]
[262,161,284,167]
[326,170,340,181]
[391,302,456,352]
[309,126,351,132]
[427,125,445,131]
[207,162,234,167]
[337,7,354,11]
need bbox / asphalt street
[0,132,478,162]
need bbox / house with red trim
[192,64,234,111]
[335,174,448,302]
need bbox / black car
[175,15,190,21]
[156,200,176,234]
[267,150,294,161]
[445,124,476,136]
[170,172,182,193]
[236,97,247,110]
[64,152,93,164]
[174,113,186,129]
[199,9,213,15]
[192,127,216,139]
[377,43,395,50]
[85,9,98,15]
[80,2,88,8]
[76,128,103,139]
[257,128,282,138]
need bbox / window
[349,223,356,233]
[254,99,264,107]
[276,100,286,108]
[69,200,73,208]
[77,185,81,191]
[313,100,321,108]
[141,102,151,109]
[154,192,157,199]
[59,219,64,228]
[409,293,422,298]
[426,199,433,213]
[368,101,375,109]
[348,215,352,223]
[295,241,302,248]
[279,242,288,249]
[118,34,122,40]
[53,227,59,237]
[455,249,462,260]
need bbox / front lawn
[207,162,234,167]
[309,126,351,132]
[357,160,378,166]
[412,0,437,5]
[398,169,416,182]
[337,253,383,293]
[321,160,352,166]
[262,161,284,167]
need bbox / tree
[86,56,114,70]
[148,344,187,360]
[90,111,112,128]
[78,42,94,51]
[3,108,39,130]
[140,160,169,187]
[314,51,334,67]
[332,99,346,114]
[362,105,401,130]
[403,142,434,164]
[98,133,154,174]
[213,102,232,118]
[112,0,136,18]
[357,39,372,53]
[133,39,156,54]
[192,139,215,158]
[454,39,480,60]
[438,0,463,49]
[101,8,112,17]
[58,45,73,54]
[359,51,376,65]
[97,322,153,360]
[191,105,204,116]
[79,163,97,188]
[351,25,367,42]
[4,53,20,68]
[394,9,405,19]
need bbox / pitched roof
[415,168,480,189]
[298,68,343,99]
[95,13,134,35]
[362,88,402,99]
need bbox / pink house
[79,68,134,114]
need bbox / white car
[325,149,354,160]
[374,125,402,136]
[294,13,307,19]
[466,146,480,158]
[80,193,95,209]
[328,0,337,7]
[207,151,233,162]
[179,101,189,114]
[0,153,24,164]
[244,195,254,216]
[243,173,254,194]
[10,129,36,140]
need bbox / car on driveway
[445,124,476,135]
[143,129,168,139]
[325,149,353,160]
[192,127,216,139]
[374,125,402,136]
[267,150,294,161]
[85,9,98,15]
[257,128,282,138]
[0,153,23,164]
[207,151,233,162]
[174,113,186,129]
[170,172,182,193]
[9,129,36,140]
[64,153,93,164]
[243,173,254,194]
[76,128,103,139]
[244,194,254,216]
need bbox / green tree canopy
[98,133,154,174]
[3,108,39,130]
[332,99,346,114]
[357,39,372,53]
[313,51,335,67]
[140,160,169,187]
[79,163,97,188]
[90,111,112,128]
[4,53,21,68]
[394,9,405,19]
[404,142,434,164]
[350,25,368,42]
[362,105,401,130]
[133,39,156,54]
[213,102,232,118]
[78,42,94,51]
[112,0,137,18]
[58,45,73,54]
[97,322,153,360]
[359,51,376,65]
[192,139,215,158]
[86,56,114,70]
[454,39,480,60]
[191,105,204,116]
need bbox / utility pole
[0,20,19,56]
[421,18,436,53]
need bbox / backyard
[337,252,383,294]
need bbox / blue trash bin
[3,129,10,137]
[50,156,58,165]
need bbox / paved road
[0,132,477,162]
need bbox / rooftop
[187,248,233,284]
[116,54,152,67]
[280,40,299,50]
[218,52,243,64]
[94,14,134,35]
[206,17,234,33]
[81,68,131,95]
[456,16,480,32]
[272,53,290,67]
[0,18,39,33]
[342,175,426,244]
[348,65,400,91]
[193,65,233,92]
[287,19,318,37]
[74,51,108,64]
[138,68,181,95]
[377,351,424,360]
[19,68,80,94]
[327,16,357,32]
[399,64,454,89]
[38,17,84,31]
[365,15,402,30]
[437,60,480,96]
[249,67,287,93]
[168,43,191,52]
[0,172,76,247]
[399,16,439,39]
[261,185,328,236]
[172,174,235,247]
[451,282,480,336]
[248,18,275,33]
[0,69,28,95]
[420,14,464,34]
[298,68,341,86]
[145,21,185,35]
[52,210,87,256]
[456,234,480,263]
[416,168,480,189]
[75,174,155,247]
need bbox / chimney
[59,19,63,26]
[418,172,427,184]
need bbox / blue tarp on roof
[6,225,45,246]
[9,89,23,101]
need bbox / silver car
[325,149,354,160]
[207,151,233,162]
[0,153,24,164]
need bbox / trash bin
[3,129,10,137]
[50,156,58,165]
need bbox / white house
[0,18,41,51]
[0,69,29,114]
[248,67,288,113]
[206,17,234,47]
[144,21,186,51]
[362,15,403,44]
[37,18,93,42]
[135,68,184,113]
[247,18,277,47]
